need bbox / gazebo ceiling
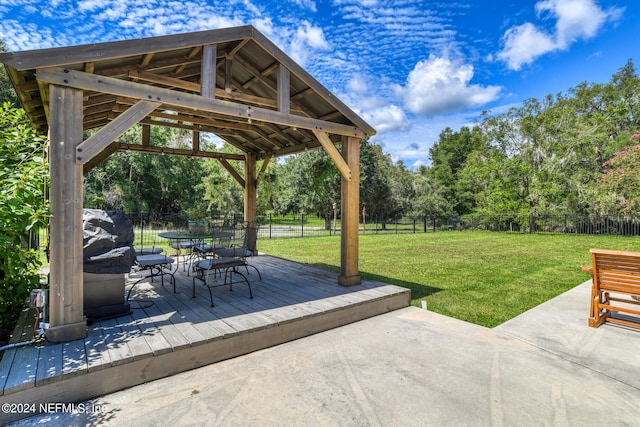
[0,25,375,162]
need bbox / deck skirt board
[0,255,410,425]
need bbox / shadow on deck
[0,255,410,424]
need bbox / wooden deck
[0,255,410,424]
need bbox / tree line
[83,60,640,224]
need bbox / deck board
[115,315,154,361]
[84,323,111,372]
[0,255,410,425]
[35,340,62,386]
[60,337,88,381]
[128,307,173,356]
[99,318,135,366]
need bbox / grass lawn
[257,231,640,328]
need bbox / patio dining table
[158,230,234,274]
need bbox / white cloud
[290,0,317,12]
[287,21,330,65]
[498,0,624,70]
[538,0,608,47]
[395,55,501,115]
[498,22,556,71]
[362,105,409,133]
[341,73,408,133]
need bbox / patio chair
[192,256,253,307]
[135,247,163,255]
[212,224,262,280]
[127,253,176,301]
[191,228,233,260]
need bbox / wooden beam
[47,84,87,342]
[130,70,278,108]
[244,152,257,230]
[338,136,361,286]
[313,130,351,182]
[142,124,150,146]
[174,46,201,75]
[37,67,365,138]
[140,52,154,67]
[278,65,290,114]
[225,53,233,93]
[83,141,118,175]
[192,131,200,152]
[201,44,217,98]
[256,156,271,185]
[130,70,200,91]
[116,142,245,160]
[112,102,255,131]
[75,100,160,165]
[219,158,245,186]
[138,117,237,136]
[2,26,256,71]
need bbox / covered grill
[83,209,136,319]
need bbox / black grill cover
[83,209,136,274]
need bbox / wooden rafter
[116,142,245,160]
[37,68,365,138]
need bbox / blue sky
[0,0,636,168]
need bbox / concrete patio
[6,279,640,426]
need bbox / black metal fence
[364,214,640,237]
[123,212,640,248]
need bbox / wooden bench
[581,248,640,329]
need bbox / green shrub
[0,103,49,343]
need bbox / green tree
[428,126,486,214]
[275,148,340,225]
[360,139,394,222]
[410,167,452,218]
[597,134,640,214]
[0,103,49,341]
[198,150,244,217]
[84,126,208,214]
[0,40,19,106]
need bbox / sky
[0,0,637,169]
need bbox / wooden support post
[201,44,217,98]
[244,152,257,229]
[278,64,290,114]
[47,84,87,342]
[225,53,233,93]
[339,136,361,286]
[142,124,150,146]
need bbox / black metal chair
[192,257,252,307]
[212,225,261,279]
[126,254,176,301]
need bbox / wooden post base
[45,320,87,343]
[338,274,361,286]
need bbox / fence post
[301,214,304,237]
[139,212,145,248]
[269,213,272,239]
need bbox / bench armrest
[580,265,593,275]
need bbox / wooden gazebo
[0,26,375,342]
